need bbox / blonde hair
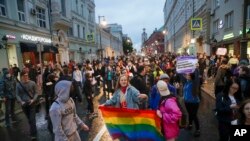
[115,74,129,90]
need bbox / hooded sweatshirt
[49,80,85,141]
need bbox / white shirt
[73,70,82,83]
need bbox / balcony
[51,13,71,29]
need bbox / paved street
[0,85,219,141]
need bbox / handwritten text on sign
[176,56,198,74]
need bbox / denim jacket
[104,85,140,109]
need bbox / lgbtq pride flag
[99,106,165,141]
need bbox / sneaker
[194,130,200,137]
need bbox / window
[213,19,219,33]
[75,0,78,13]
[68,27,73,36]
[82,27,85,39]
[77,24,80,37]
[17,0,25,22]
[0,0,6,16]
[61,0,66,17]
[36,7,46,28]
[81,4,84,16]
[225,11,233,29]
[214,0,220,9]
[247,5,250,20]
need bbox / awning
[20,42,58,53]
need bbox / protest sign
[176,56,198,74]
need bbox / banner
[176,56,198,74]
[216,48,227,55]
[99,106,165,141]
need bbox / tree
[122,39,133,55]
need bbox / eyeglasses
[230,86,239,90]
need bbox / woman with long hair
[238,99,250,125]
[183,73,201,137]
[215,80,242,141]
[103,74,147,109]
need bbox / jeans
[22,105,37,136]
[5,98,16,126]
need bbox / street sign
[191,18,202,30]
[86,33,95,42]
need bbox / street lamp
[98,16,107,62]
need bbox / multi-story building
[105,23,123,57]
[210,0,250,56]
[163,0,211,55]
[143,28,165,55]
[0,0,97,69]
[51,0,97,63]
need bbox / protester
[83,73,97,119]
[156,80,182,141]
[16,71,38,139]
[215,80,241,141]
[183,73,201,137]
[237,98,250,125]
[1,68,17,127]
[103,74,147,109]
[49,80,89,141]
[150,73,177,110]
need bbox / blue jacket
[104,85,141,109]
[150,83,177,110]
[183,81,200,103]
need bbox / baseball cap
[159,73,169,80]
[157,80,170,96]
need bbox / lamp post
[79,47,82,62]
[1,35,9,67]
[98,16,106,62]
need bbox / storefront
[20,42,58,65]
[0,29,58,68]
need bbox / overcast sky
[95,0,165,51]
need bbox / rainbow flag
[99,106,165,141]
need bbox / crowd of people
[0,52,250,141]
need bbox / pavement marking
[93,125,106,141]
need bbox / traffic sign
[86,33,95,42]
[191,18,202,30]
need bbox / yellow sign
[191,18,202,30]
[86,33,95,42]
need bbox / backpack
[162,95,187,128]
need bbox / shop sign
[223,33,234,40]
[239,28,250,35]
[21,34,51,43]
[6,35,16,39]
[216,48,227,55]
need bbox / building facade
[210,0,250,56]
[143,28,165,55]
[0,0,97,69]
[0,0,56,69]
[163,0,211,55]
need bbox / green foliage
[122,40,133,55]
